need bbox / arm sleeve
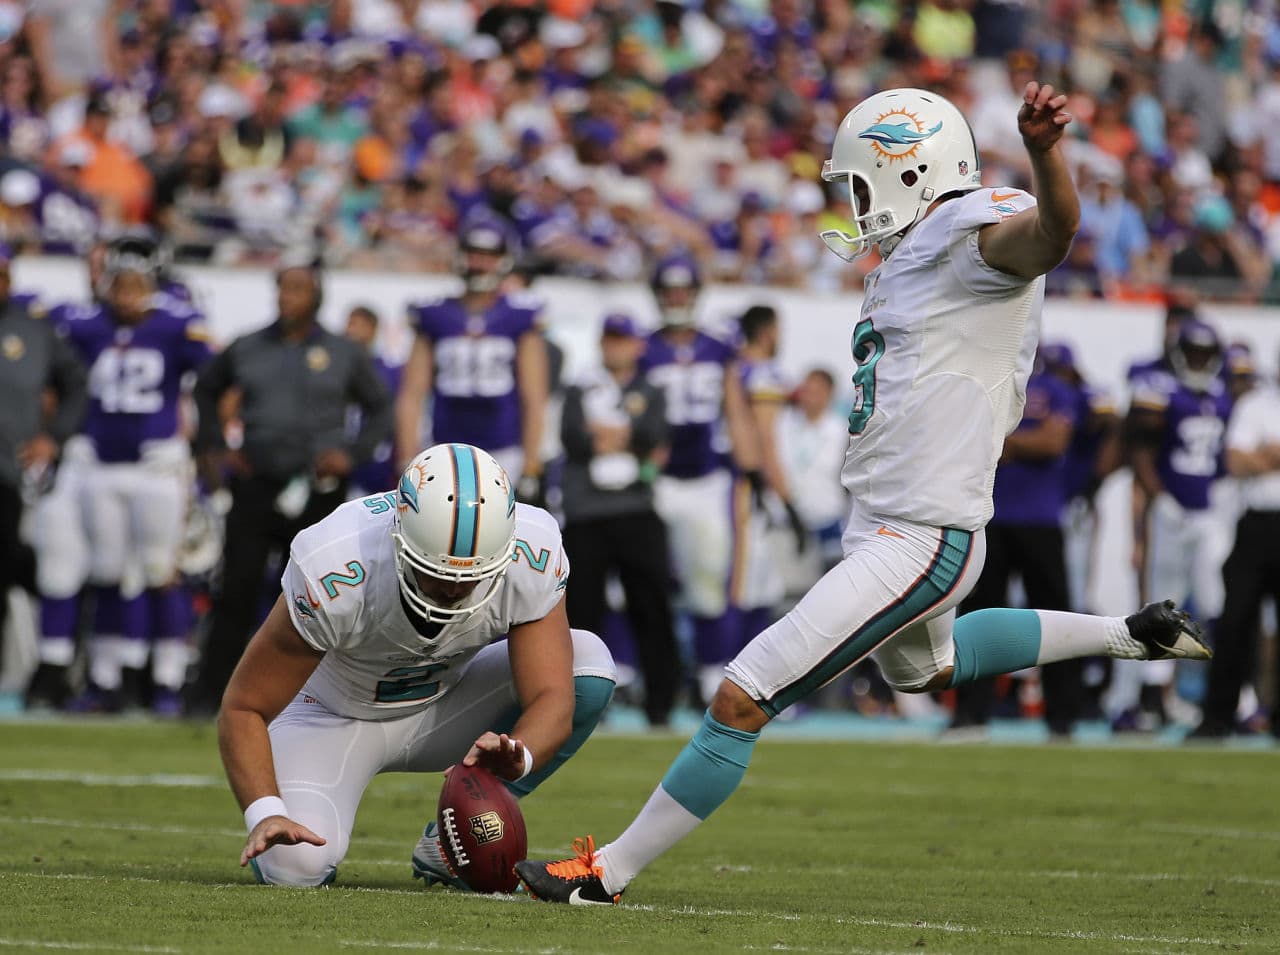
[345,347,393,465]
[45,327,87,443]
[280,553,344,653]
[559,386,593,462]
[630,384,669,457]
[193,342,236,452]
[947,188,1040,296]
[510,517,570,626]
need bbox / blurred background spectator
[0,1,1270,302]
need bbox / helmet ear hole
[900,170,918,187]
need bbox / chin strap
[878,234,903,258]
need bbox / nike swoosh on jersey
[876,526,905,539]
[990,191,1019,203]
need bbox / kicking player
[218,443,616,887]
[516,81,1211,904]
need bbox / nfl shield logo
[958,160,969,176]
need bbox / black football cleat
[515,836,620,905]
[1126,600,1211,661]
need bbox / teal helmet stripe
[449,444,481,556]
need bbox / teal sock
[661,711,760,820]
[949,608,1043,687]
[502,675,615,798]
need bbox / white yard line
[0,815,408,849]
[741,945,935,955]
[0,940,179,954]
[0,770,220,788]
[620,906,1226,948]
[340,942,569,954]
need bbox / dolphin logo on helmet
[858,118,944,153]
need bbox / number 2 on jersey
[848,318,885,434]
[375,663,447,703]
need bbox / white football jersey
[841,187,1044,531]
[282,495,569,720]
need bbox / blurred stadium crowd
[1,0,1280,298]
[2,0,1280,742]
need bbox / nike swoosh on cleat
[567,887,612,906]
[990,191,1018,202]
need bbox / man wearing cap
[1191,350,1280,739]
[0,248,85,700]
[192,259,392,713]
[560,313,676,727]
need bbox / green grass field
[1,720,1277,955]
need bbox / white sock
[151,639,189,691]
[40,637,75,667]
[114,636,150,671]
[88,636,123,690]
[595,785,701,896]
[1034,611,1144,665]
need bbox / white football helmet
[392,444,517,625]
[820,88,983,261]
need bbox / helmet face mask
[1169,322,1223,393]
[651,254,701,329]
[392,444,517,627]
[820,88,983,261]
[100,234,160,307]
[456,222,515,294]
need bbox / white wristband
[244,795,288,833]
[518,746,535,781]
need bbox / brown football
[436,764,528,893]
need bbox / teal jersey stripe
[449,444,481,556]
[764,527,972,716]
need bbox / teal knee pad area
[504,675,615,798]
[660,711,760,820]
[950,608,1042,687]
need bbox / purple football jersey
[408,292,541,451]
[992,371,1079,525]
[1130,368,1231,511]
[641,330,736,479]
[53,301,213,463]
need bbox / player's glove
[516,472,546,508]
[782,499,809,555]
